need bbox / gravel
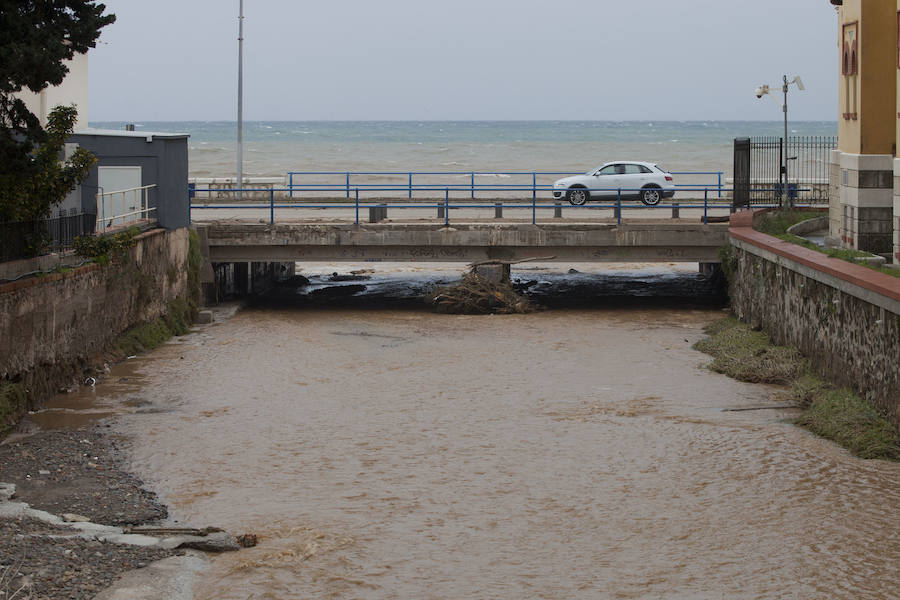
[0,427,166,525]
[0,427,180,599]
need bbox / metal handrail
[285,169,726,199]
[96,184,157,232]
[190,185,807,227]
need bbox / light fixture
[755,75,805,208]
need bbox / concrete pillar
[699,262,721,277]
[495,203,503,219]
[437,202,445,219]
[369,204,387,223]
[671,202,680,219]
[554,202,562,218]
[473,263,510,283]
[234,262,249,295]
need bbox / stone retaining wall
[728,211,900,428]
[0,228,191,415]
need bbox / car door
[620,164,649,198]
[591,164,621,197]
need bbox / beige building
[829,0,898,261]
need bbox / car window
[623,164,643,175]
[596,165,617,176]
[639,165,653,174]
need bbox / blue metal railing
[188,185,799,227]
[285,170,725,199]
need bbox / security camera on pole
[755,75,804,209]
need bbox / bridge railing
[189,185,805,226]
[283,170,726,200]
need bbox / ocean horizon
[88,120,838,179]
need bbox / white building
[14,52,89,129]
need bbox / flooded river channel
[35,265,900,599]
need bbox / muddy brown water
[32,297,900,599]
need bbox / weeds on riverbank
[695,317,900,461]
[115,297,194,356]
[693,318,802,384]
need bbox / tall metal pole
[236,0,244,201]
[782,74,789,209]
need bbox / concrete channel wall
[728,211,900,428]
[0,228,190,411]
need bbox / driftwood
[427,261,545,314]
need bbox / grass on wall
[754,210,900,278]
[695,317,900,461]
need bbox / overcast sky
[88,0,840,122]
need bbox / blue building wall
[69,131,190,230]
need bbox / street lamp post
[756,75,804,209]
[236,0,244,201]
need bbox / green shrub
[74,226,139,263]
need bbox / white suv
[552,161,675,206]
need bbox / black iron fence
[733,136,836,208]
[0,212,97,262]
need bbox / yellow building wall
[839,1,861,154]
[838,0,896,156]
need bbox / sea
[88,120,837,180]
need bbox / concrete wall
[729,211,900,428]
[69,132,190,230]
[0,228,191,406]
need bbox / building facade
[14,52,89,129]
[830,0,899,261]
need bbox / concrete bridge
[199,221,730,264]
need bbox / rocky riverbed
[0,427,180,600]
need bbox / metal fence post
[471,172,475,200]
[532,189,536,225]
[409,173,413,199]
[445,188,449,226]
[346,172,350,199]
[616,189,622,225]
[717,172,723,198]
[703,189,708,224]
[355,188,359,225]
[289,172,293,199]
[532,172,536,198]
[269,189,274,224]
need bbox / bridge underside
[202,222,729,264]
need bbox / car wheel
[640,186,662,206]
[567,187,589,206]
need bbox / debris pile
[427,269,540,314]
